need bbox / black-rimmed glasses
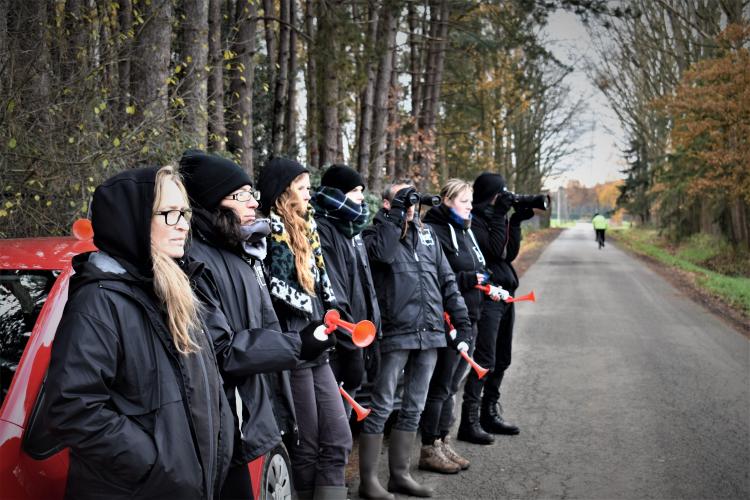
[153,209,192,226]
[225,190,260,202]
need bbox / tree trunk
[368,3,398,191]
[355,4,380,180]
[131,0,172,123]
[271,0,290,155]
[208,0,226,151]
[283,0,298,154]
[181,0,209,146]
[117,0,132,117]
[386,38,399,182]
[263,0,276,80]
[0,0,7,96]
[227,0,257,176]
[304,0,318,167]
[317,0,341,167]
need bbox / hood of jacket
[91,167,161,280]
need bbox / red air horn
[339,383,371,421]
[475,285,536,303]
[320,310,376,348]
[443,313,488,380]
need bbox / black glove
[510,206,535,226]
[493,189,515,215]
[299,321,337,361]
[387,186,417,226]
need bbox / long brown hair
[275,175,315,294]
[151,166,202,354]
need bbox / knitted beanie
[179,150,253,209]
[472,172,507,206]
[320,164,365,194]
[256,157,309,212]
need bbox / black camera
[405,191,440,207]
[504,189,549,211]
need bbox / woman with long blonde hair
[42,166,233,499]
[258,157,352,500]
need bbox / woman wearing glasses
[41,166,233,499]
[257,157,352,500]
[179,151,319,500]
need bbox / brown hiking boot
[418,444,461,474]
[438,438,470,470]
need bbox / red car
[0,221,292,499]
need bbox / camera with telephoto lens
[404,191,440,208]
[503,188,550,211]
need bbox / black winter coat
[423,205,488,323]
[189,212,301,464]
[363,210,472,353]
[470,203,522,292]
[43,253,234,500]
[315,216,381,350]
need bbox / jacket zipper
[196,344,215,498]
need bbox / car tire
[260,444,293,500]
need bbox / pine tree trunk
[227,0,257,176]
[117,0,132,117]
[283,0,298,154]
[208,0,226,151]
[131,0,172,123]
[304,0,318,167]
[368,4,397,191]
[317,0,341,167]
[386,39,399,182]
[181,0,209,146]
[271,0,290,155]
[355,4,380,180]
[263,0,276,80]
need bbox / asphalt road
[372,223,749,499]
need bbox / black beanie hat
[256,157,309,212]
[179,149,253,209]
[472,172,507,206]
[321,164,365,194]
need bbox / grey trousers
[362,348,438,434]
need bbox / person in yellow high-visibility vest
[592,212,608,249]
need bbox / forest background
[0,0,747,249]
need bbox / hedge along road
[405,223,749,499]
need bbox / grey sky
[542,10,626,190]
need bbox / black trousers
[595,228,606,243]
[420,322,478,443]
[220,463,254,500]
[463,300,514,405]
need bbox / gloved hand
[493,189,515,215]
[510,206,535,226]
[488,285,510,302]
[299,321,337,361]
[447,325,471,353]
[387,186,417,226]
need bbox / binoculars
[405,191,441,208]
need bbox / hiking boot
[418,444,460,474]
[438,438,470,470]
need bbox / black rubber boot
[456,402,494,445]
[387,430,433,497]
[358,433,395,500]
[480,397,520,435]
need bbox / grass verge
[611,227,750,319]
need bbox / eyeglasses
[225,190,261,202]
[153,209,192,226]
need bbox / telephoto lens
[420,194,441,207]
[512,193,550,211]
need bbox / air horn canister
[475,285,536,303]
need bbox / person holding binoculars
[458,172,540,443]
[359,180,473,499]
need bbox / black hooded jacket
[363,209,472,353]
[314,215,381,350]
[188,208,301,463]
[470,201,522,292]
[41,168,233,499]
[423,205,487,323]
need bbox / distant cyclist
[592,212,608,249]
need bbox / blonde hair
[440,178,473,203]
[151,166,202,354]
[275,175,315,294]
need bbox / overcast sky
[541,10,627,190]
